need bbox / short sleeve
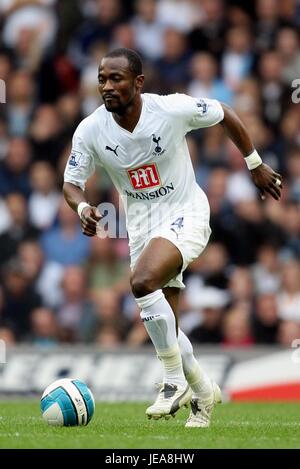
[155,94,224,134]
[64,121,96,191]
[186,97,224,131]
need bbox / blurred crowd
[0,0,300,348]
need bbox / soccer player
[63,48,282,427]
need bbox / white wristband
[77,202,90,219]
[244,150,262,170]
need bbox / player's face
[98,57,144,113]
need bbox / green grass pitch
[0,401,300,449]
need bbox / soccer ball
[41,378,95,426]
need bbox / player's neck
[112,95,143,133]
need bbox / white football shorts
[129,210,212,289]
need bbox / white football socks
[136,289,186,388]
[135,289,213,397]
[178,329,213,400]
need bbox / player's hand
[250,163,283,201]
[80,206,102,236]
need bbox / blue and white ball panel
[41,378,95,426]
[42,401,64,426]
[72,379,95,424]
[41,386,77,426]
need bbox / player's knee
[130,271,158,298]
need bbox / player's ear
[135,74,145,91]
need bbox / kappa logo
[152,134,166,156]
[68,150,83,168]
[105,144,119,156]
[128,163,161,190]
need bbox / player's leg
[163,286,215,397]
[163,286,213,398]
[164,287,222,428]
[178,330,222,427]
[161,286,180,331]
[130,237,191,418]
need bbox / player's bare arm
[63,181,101,237]
[220,103,283,200]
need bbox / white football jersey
[64,93,224,242]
